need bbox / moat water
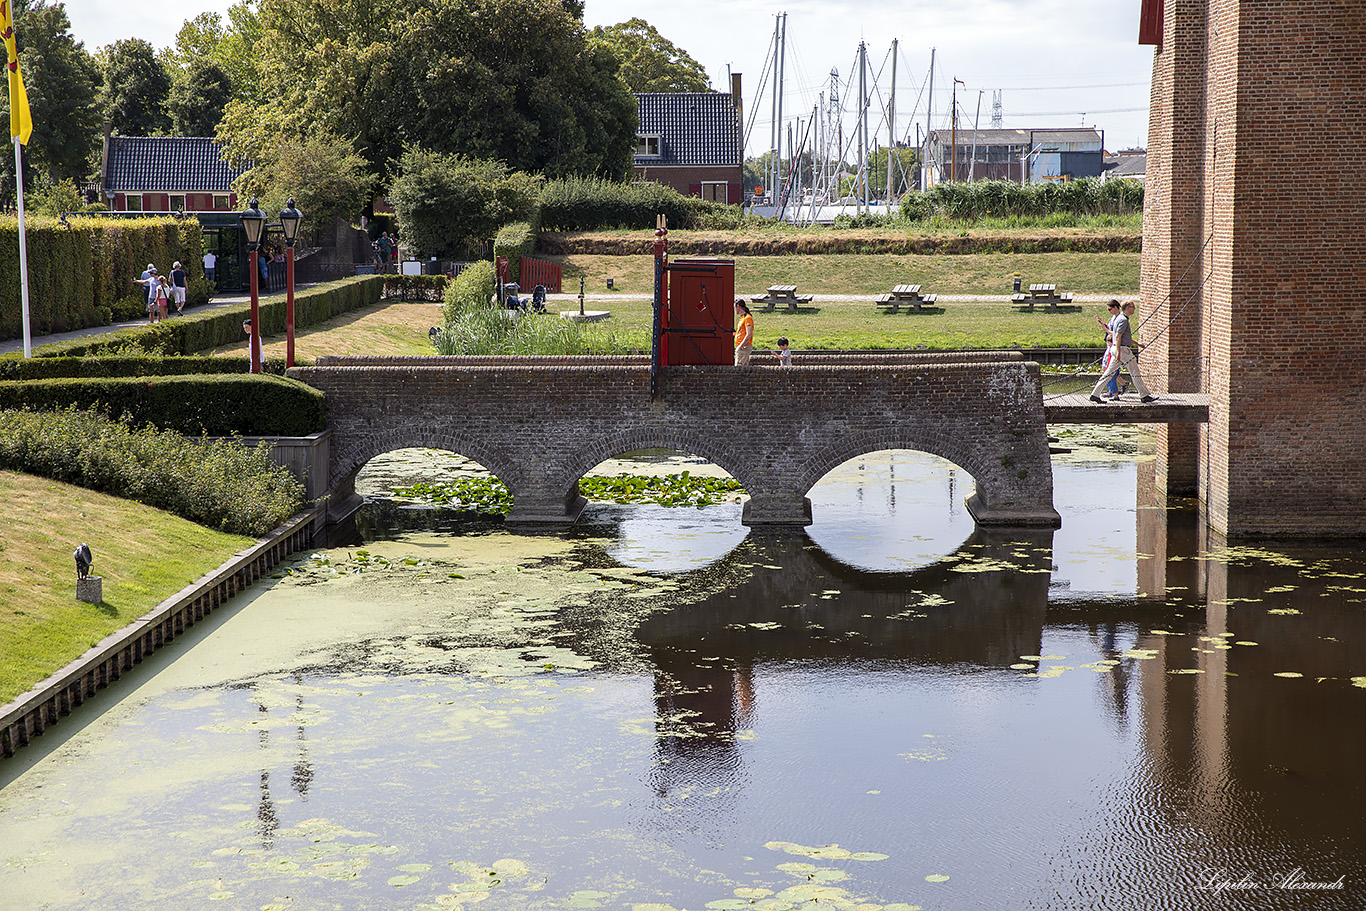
[2,427,1365,910]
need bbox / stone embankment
[0,505,325,759]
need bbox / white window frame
[213,194,231,210]
[125,195,142,212]
[636,134,661,158]
[701,181,728,204]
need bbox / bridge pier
[504,484,588,530]
[963,493,1061,529]
[741,493,813,527]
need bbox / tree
[168,59,234,136]
[170,5,265,107]
[100,38,172,135]
[388,149,541,259]
[217,0,637,185]
[0,1,102,188]
[589,18,710,93]
[869,145,922,196]
[234,131,375,244]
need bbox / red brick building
[1142,0,1366,537]
[99,135,248,213]
[633,79,743,205]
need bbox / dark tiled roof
[105,136,250,193]
[634,93,740,167]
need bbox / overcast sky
[64,0,1153,155]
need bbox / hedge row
[538,177,736,232]
[0,374,326,436]
[899,178,1144,220]
[0,408,305,537]
[493,219,538,281]
[21,274,384,358]
[538,231,1143,256]
[381,274,448,302]
[0,355,297,381]
[0,215,204,341]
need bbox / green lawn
[557,251,1139,297]
[0,470,254,703]
[569,298,1111,352]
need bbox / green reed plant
[0,408,306,536]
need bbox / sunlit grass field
[0,471,253,703]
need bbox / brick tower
[1142,0,1366,536]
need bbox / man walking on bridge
[1090,300,1155,404]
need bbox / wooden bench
[875,284,937,313]
[753,284,814,312]
[1017,284,1075,310]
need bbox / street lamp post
[239,198,266,373]
[279,198,302,368]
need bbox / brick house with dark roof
[633,77,743,205]
[99,135,249,213]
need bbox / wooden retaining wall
[0,505,324,759]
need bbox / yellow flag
[1,0,32,145]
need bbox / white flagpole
[14,136,30,358]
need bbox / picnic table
[752,284,814,312]
[874,283,939,313]
[1012,283,1075,310]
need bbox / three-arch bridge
[291,353,1077,530]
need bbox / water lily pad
[388,874,422,886]
[777,862,818,873]
[705,900,751,909]
[208,892,234,901]
[398,863,432,872]
[849,852,890,861]
[1168,668,1205,674]
[1274,672,1303,678]
[925,873,951,883]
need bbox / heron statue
[74,543,93,580]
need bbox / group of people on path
[373,231,399,273]
[132,262,188,325]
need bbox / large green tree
[170,5,265,106]
[234,131,375,243]
[218,0,636,184]
[0,1,102,188]
[100,38,172,135]
[168,59,234,136]
[589,18,710,93]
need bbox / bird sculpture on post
[74,543,93,580]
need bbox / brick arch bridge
[291,354,1062,530]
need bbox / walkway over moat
[291,353,1066,530]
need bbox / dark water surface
[3,430,1365,911]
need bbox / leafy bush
[389,150,542,259]
[186,276,214,309]
[0,408,306,536]
[493,218,539,280]
[0,374,326,436]
[0,355,258,381]
[442,261,496,326]
[112,293,148,322]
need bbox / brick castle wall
[1145,0,1366,536]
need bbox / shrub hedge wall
[538,177,734,232]
[0,215,204,341]
[0,374,326,436]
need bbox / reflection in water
[3,443,1366,910]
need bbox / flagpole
[14,136,29,357]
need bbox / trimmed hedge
[381,274,448,301]
[0,355,307,380]
[538,177,735,232]
[0,215,205,341]
[0,408,305,537]
[18,274,384,358]
[0,374,326,436]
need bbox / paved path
[0,287,296,356]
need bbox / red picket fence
[519,257,562,293]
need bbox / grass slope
[0,470,254,703]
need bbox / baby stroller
[530,285,547,314]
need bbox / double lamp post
[239,197,303,372]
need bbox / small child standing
[773,337,792,366]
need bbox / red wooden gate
[519,257,562,293]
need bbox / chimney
[730,73,743,167]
